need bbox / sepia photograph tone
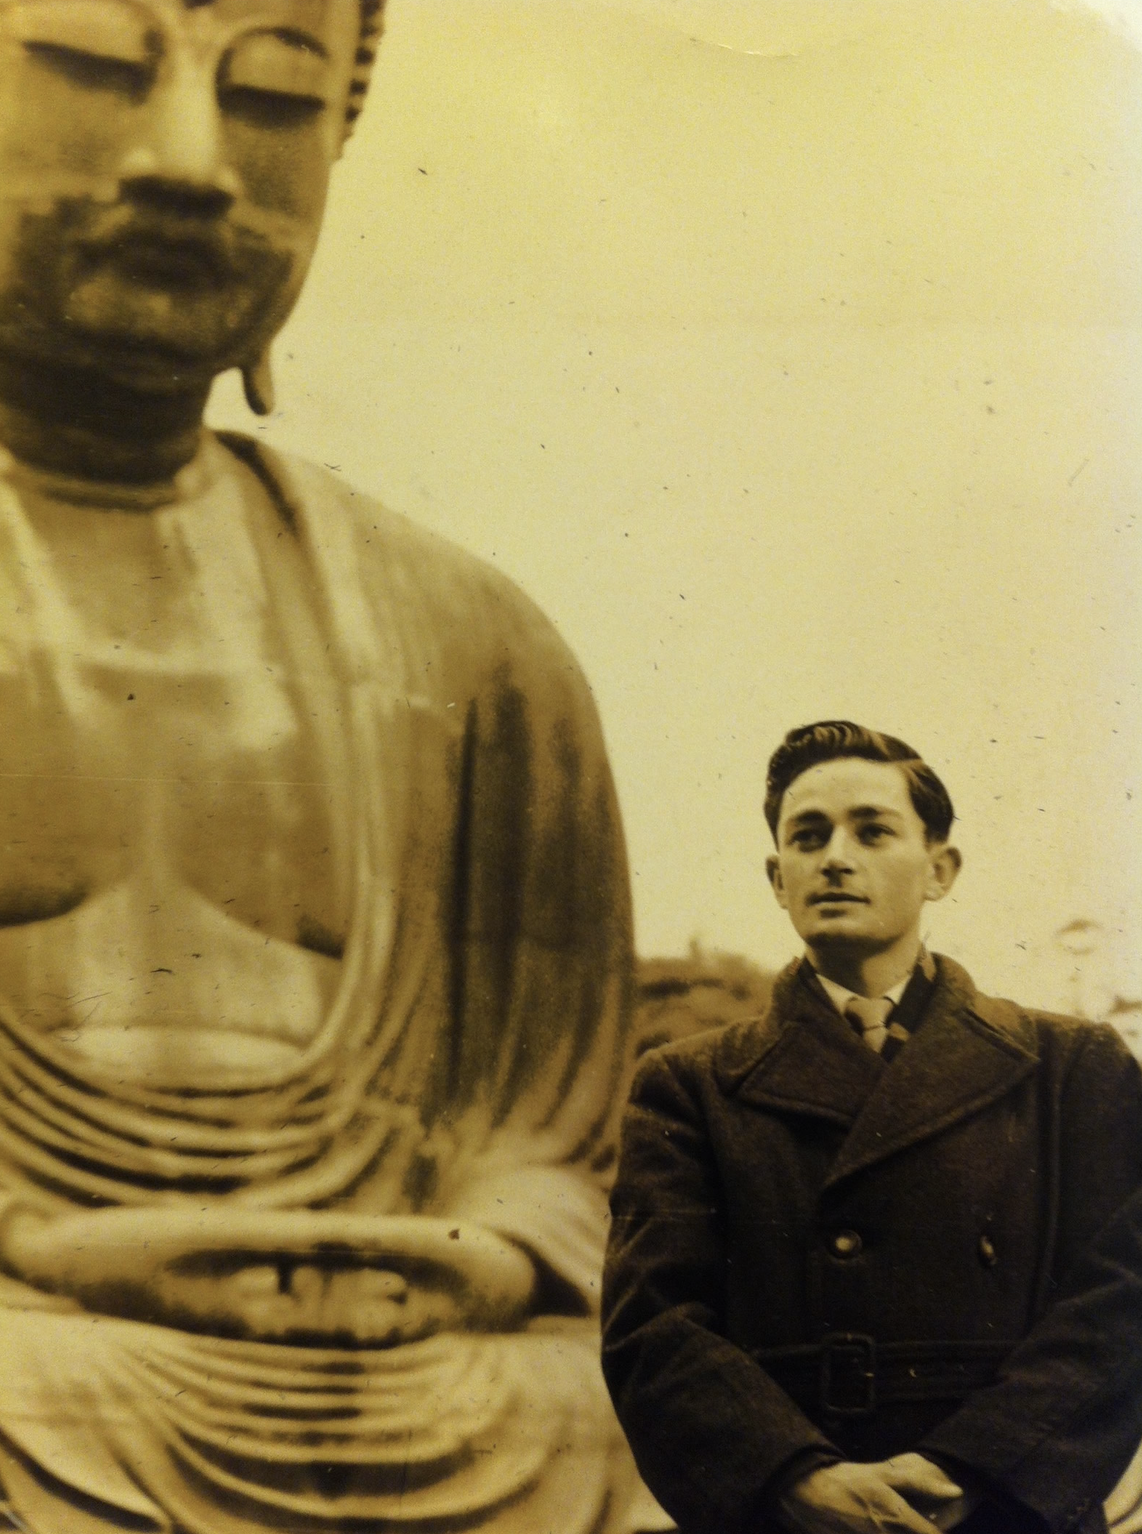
[0,1,1138,1532]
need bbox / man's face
[767,757,960,958]
[0,0,360,390]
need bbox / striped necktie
[844,994,894,1053]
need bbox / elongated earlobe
[241,350,275,416]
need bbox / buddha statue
[0,4,661,1531]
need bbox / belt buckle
[819,1331,876,1416]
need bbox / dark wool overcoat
[602,956,1142,1534]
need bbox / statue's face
[0,0,360,391]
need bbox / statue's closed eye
[225,31,331,100]
[2,0,154,67]
[2,5,332,120]
[219,31,332,125]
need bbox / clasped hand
[777,1453,980,1534]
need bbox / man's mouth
[809,892,867,905]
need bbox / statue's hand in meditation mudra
[0,1206,538,1347]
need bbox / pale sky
[209,0,1142,1011]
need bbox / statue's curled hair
[346,0,387,134]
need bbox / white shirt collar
[813,968,911,1018]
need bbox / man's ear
[924,843,962,904]
[766,854,788,909]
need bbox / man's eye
[791,831,825,849]
[860,825,891,842]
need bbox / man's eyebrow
[784,803,904,827]
[785,808,831,827]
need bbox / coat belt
[753,1334,1018,1417]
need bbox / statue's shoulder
[221,435,591,697]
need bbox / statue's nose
[118,57,243,210]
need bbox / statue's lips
[77,230,234,287]
[72,217,274,290]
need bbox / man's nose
[118,56,243,213]
[821,831,856,871]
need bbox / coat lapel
[824,956,1038,1187]
[726,962,884,1127]
[719,956,1040,1186]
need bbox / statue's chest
[0,473,356,1082]
[0,640,340,925]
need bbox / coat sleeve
[601,1046,839,1534]
[921,1025,1142,1533]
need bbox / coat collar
[716,960,882,1125]
[717,955,1039,1184]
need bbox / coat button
[978,1234,998,1267]
[829,1229,863,1259]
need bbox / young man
[603,721,1142,1534]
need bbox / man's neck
[806,936,923,999]
[0,351,211,488]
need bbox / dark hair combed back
[764,721,955,844]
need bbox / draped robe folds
[0,435,657,1534]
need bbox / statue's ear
[242,350,275,417]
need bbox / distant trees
[1056,919,1142,1060]
[633,929,1142,1066]
[633,943,775,1061]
